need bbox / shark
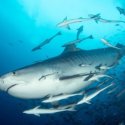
[77,83,113,105]
[57,17,91,29]
[62,35,93,48]
[32,31,61,51]
[42,91,84,103]
[23,105,75,116]
[0,40,125,99]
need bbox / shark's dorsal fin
[63,16,67,21]
[62,44,80,54]
[34,105,40,109]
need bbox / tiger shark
[0,40,125,99]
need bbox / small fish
[62,35,93,47]
[116,7,125,16]
[76,25,83,39]
[100,39,120,50]
[57,17,91,29]
[77,83,113,105]
[23,105,75,116]
[95,64,113,70]
[42,91,84,103]
[32,31,61,51]
[88,74,113,82]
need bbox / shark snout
[0,78,4,91]
[0,78,4,84]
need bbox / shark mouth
[6,84,18,93]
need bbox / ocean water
[0,0,125,125]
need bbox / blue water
[0,0,125,125]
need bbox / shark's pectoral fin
[34,113,40,117]
[66,24,71,30]
[95,19,99,23]
[63,16,67,21]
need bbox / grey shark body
[0,43,125,99]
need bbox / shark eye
[12,72,16,75]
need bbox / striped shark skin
[0,43,125,99]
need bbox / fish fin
[66,25,71,30]
[63,16,67,21]
[79,91,85,95]
[77,25,83,30]
[96,78,100,82]
[88,14,94,18]
[95,19,99,23]
[34,113,40,117]
[34,105,40,109]
[89,35,94,39]
[67,106,76,111]
[85,100,91,104]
